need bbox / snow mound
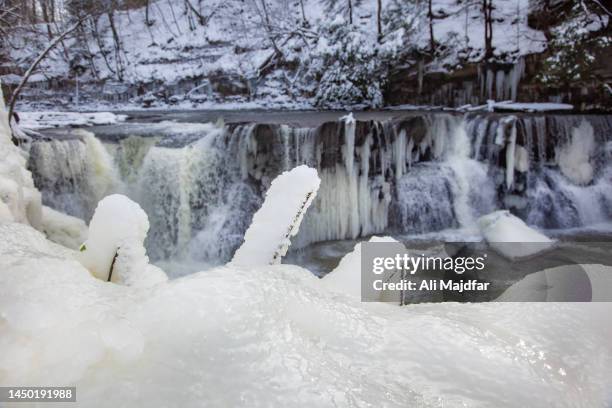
[231,165,321,267]
[322,236,399,300]
[41,205,88,250]
[478,210,553,259]
[556,120,596,185]
[77,194,167,287]
[19,111,127,130]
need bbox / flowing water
[28,111,612,277]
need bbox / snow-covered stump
[231,165,321,267]
[77,194,167,287]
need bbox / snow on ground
[1,220,612,407]
[19,111,127,130]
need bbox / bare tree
[7,19,83,141]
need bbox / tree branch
[8,19,83,138]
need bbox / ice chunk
[478,210,553,259]
[41,205,88,250]
[77,194,167,286]
[231,165,320,267]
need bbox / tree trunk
[348,0,353,24]
[483,0,494,60]
[377,0,382,41]
[428,0,435,53]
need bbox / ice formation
[41,205,88,250]
[0,85,42,228]
[478,210,553,259]
[77,194,167,287]
[231,165,321,267]
[556,120,596,185]
[322,236,400,300]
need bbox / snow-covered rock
[77,194,167,287]
[231,165,321,267]
[478,210,553,259]
[41,205,88,250]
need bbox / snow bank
[322,236,400,300]
[1,220,612,406]
[19,111,127,130]
[41,205,88,250]
[77,194,167,287]
[556,120,596,185]
[478,210,553,259]
[231,165,321,267]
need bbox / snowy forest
[2,1,612,407]
[1,0,611,110]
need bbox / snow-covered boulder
[41,205,88,250]
[478,210,553,259]
[231,165,321,267]
[77,194,167,287]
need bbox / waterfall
[28,112,612,266]
[28,129,121,220]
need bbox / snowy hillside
[2,0,610,110]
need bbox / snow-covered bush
[537,4,611,87]
[306,17,392,109]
